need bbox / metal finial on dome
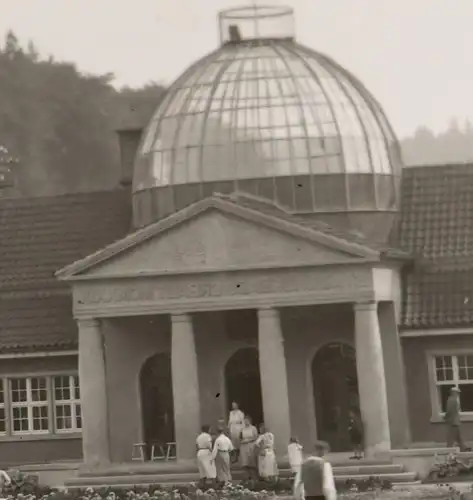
[218,4,295,45]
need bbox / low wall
[390,447,458,479]
[18,462,80,488]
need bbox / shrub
[426,453,473,482]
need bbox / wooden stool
[165,442,176,460]
[132,442,147,461]
[151,443,166,461]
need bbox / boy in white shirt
[288,437,303,476]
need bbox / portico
[56,195,411,467]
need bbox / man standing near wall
[445,387,465,451]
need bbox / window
[0,374,82,437]
[10,377,49,434]
[53,375,81,432]
[0,380,6,435]
[433,355,473,415]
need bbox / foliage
[1,30,473,197]
[0,31,166,197]
[3,469,50,496]
[0,482,469,500]
[425,453,473,482]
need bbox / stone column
[353,301,391,458]
[171,313,201,461]
[77,318,110,466]
[257,307,291,459]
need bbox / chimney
[116,127,143,187]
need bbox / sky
[1,0,473,137]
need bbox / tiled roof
[0,293,77,352]
[0,190,131,351]
[397,163,473,328]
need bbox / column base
[365,443,391,461]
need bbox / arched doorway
[312,342,360,452]
[225,348,263,426]
[140,353,174,456]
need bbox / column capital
[77,318,100,329]
[257,307,279,319]
[353,301,378,312]
[170,313,192,325]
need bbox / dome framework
[132,5,402,239]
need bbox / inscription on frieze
[75,267,369,307]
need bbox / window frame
[0,379,7,436]
[0,372,82,439]
[9,376,50,436]
[53,374,82,434]
[428,349,473,422]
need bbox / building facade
[0,4,473,468]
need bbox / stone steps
[65,462,417,489]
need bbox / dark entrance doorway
[140,353,174,457]
[312,342,360,452]
[225,348,263,426]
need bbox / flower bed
[0,471,466,500]
[425,453,473,483]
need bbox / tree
[4,30,22,60]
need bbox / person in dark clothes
[445,386,466,450]
[348,409,364,460]
[294,441,336,500]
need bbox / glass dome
[132,5,402,240]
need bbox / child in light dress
[0,469,11,494]
[288,437,303,477]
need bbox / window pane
[458,356,473,381]
[32,405,48,431]
[12,407,29,432]
[56,404,72,431]
[0,380,4,405]
[435,356,454,382]
[53,376,70,401]
[75,404,82,429]
[0,408,5,433]
[460,384,473,412]
[31,378,47,402]
[74,377,80,400]
[10,379,27,403]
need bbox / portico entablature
[55,195,408,319]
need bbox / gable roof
[396,163,473,328]
[0,189,131,352]
[56,192,409,280]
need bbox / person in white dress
[288,437,304,477]
[212,427,234,484]
[228,402,245,461]
[196,425,216,484]
[255,423,279,480]
[239,415,259,479]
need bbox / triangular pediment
[56,197,380,280]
